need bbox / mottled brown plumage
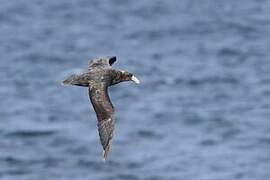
[62,56,140,160]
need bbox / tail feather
[62,74,88,87]
[62,74,77,85]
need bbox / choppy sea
[1,0,270,179]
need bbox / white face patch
[120,70,126,73]
[131,75,140,84]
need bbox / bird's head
[120,70,140,84]
[111,70,140,85]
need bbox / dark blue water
[1,0,270,179]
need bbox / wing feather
[88,82,114,160]
[89,56,116,69]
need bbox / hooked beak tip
[131,75,140,84]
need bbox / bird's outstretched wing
[88,82,114,160]
[89,56,116,69]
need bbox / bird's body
[63,56,140,160]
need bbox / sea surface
[0,0,270,180]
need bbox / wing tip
[102,142,111,161]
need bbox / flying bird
[62,56,140,160]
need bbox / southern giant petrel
[62,56,140,160]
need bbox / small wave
[77,159,105,170]
[200,139,218,146]
[2,156,64,168]
[115,174,139,180]
[5,130,57,138]
[175,76,239,86]
[137,130,163,139]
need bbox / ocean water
[1,0,270,179]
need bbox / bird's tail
[103,142,111,161]
[62,74,89,87]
